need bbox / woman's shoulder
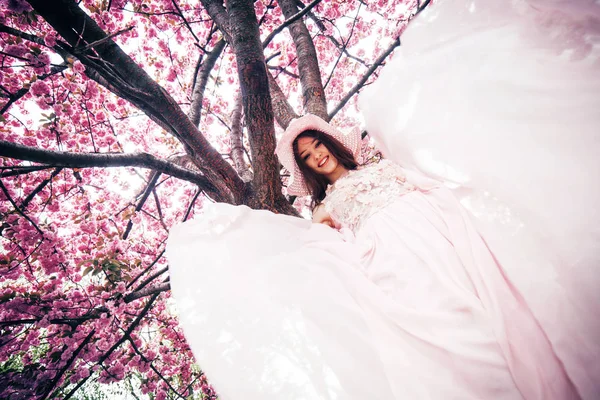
[358,158,401,174]
[324,159,400,196]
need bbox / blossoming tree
[0,0,428,398]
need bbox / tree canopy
[0,0,427,398]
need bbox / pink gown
[166,0,600,399]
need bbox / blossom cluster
[1,0,417,397]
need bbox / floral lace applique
[323,159,417,233]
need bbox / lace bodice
[322,159,417,233]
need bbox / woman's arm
[312,204,335,228]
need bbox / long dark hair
[292,130,358,206]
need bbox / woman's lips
[318,156,329,168]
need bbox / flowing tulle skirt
[359,0,600,397]
[167,0,600,398]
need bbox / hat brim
[275,114,362,197]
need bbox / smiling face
[296,136,348,183]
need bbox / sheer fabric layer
[360,0,600,398]
[167,0,600,398]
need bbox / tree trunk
[279,0,328,120]
[226,0,297,214]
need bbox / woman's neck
[327,165,349,185]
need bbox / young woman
[275,113,579,399]
[167,0,599,399]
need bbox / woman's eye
[315,141,322,147]
[303,154,309,161]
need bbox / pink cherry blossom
[0,0,419,397]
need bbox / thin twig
[265,51,281,63]
[323,3,361,89]
[126,250,165,290]
[152,188,169,232]
[76,26,134,52]
[267,65,299,79]
[183,189,201,221]
[122,172,161,240]
[41,329,96,400]
[171,0,200,42]
[262,0,322,48]
[1,64,68,115]
[19,167,62,210]
[328,37,400,119]
[126,334,187,399]
[61,293,161,400]
[0,179,44,236]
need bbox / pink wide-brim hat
[275,114,362,197]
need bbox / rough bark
[188,39,227,127]
[268,73,298,128]
[0,139,220,198]
[278,0,328,120]
[200,0,233,43]
[26,0,244,203]
[230,94,253,182]
[226,0,296,214]
[201,0,298,129]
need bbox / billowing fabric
[359,0,600,398]
[166,0,600,399]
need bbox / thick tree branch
[229,94,253,182]
[26,0,244,203]
[188,39,226,127]
[328,37,400,119]
[124,283,170,303]
[267,73,298,128]
[201,0,298,130]
[0,166,53,178]
[132,266,169,294]
[278,0,327,120]
[199,0,233,43]
[0,140,217,194]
